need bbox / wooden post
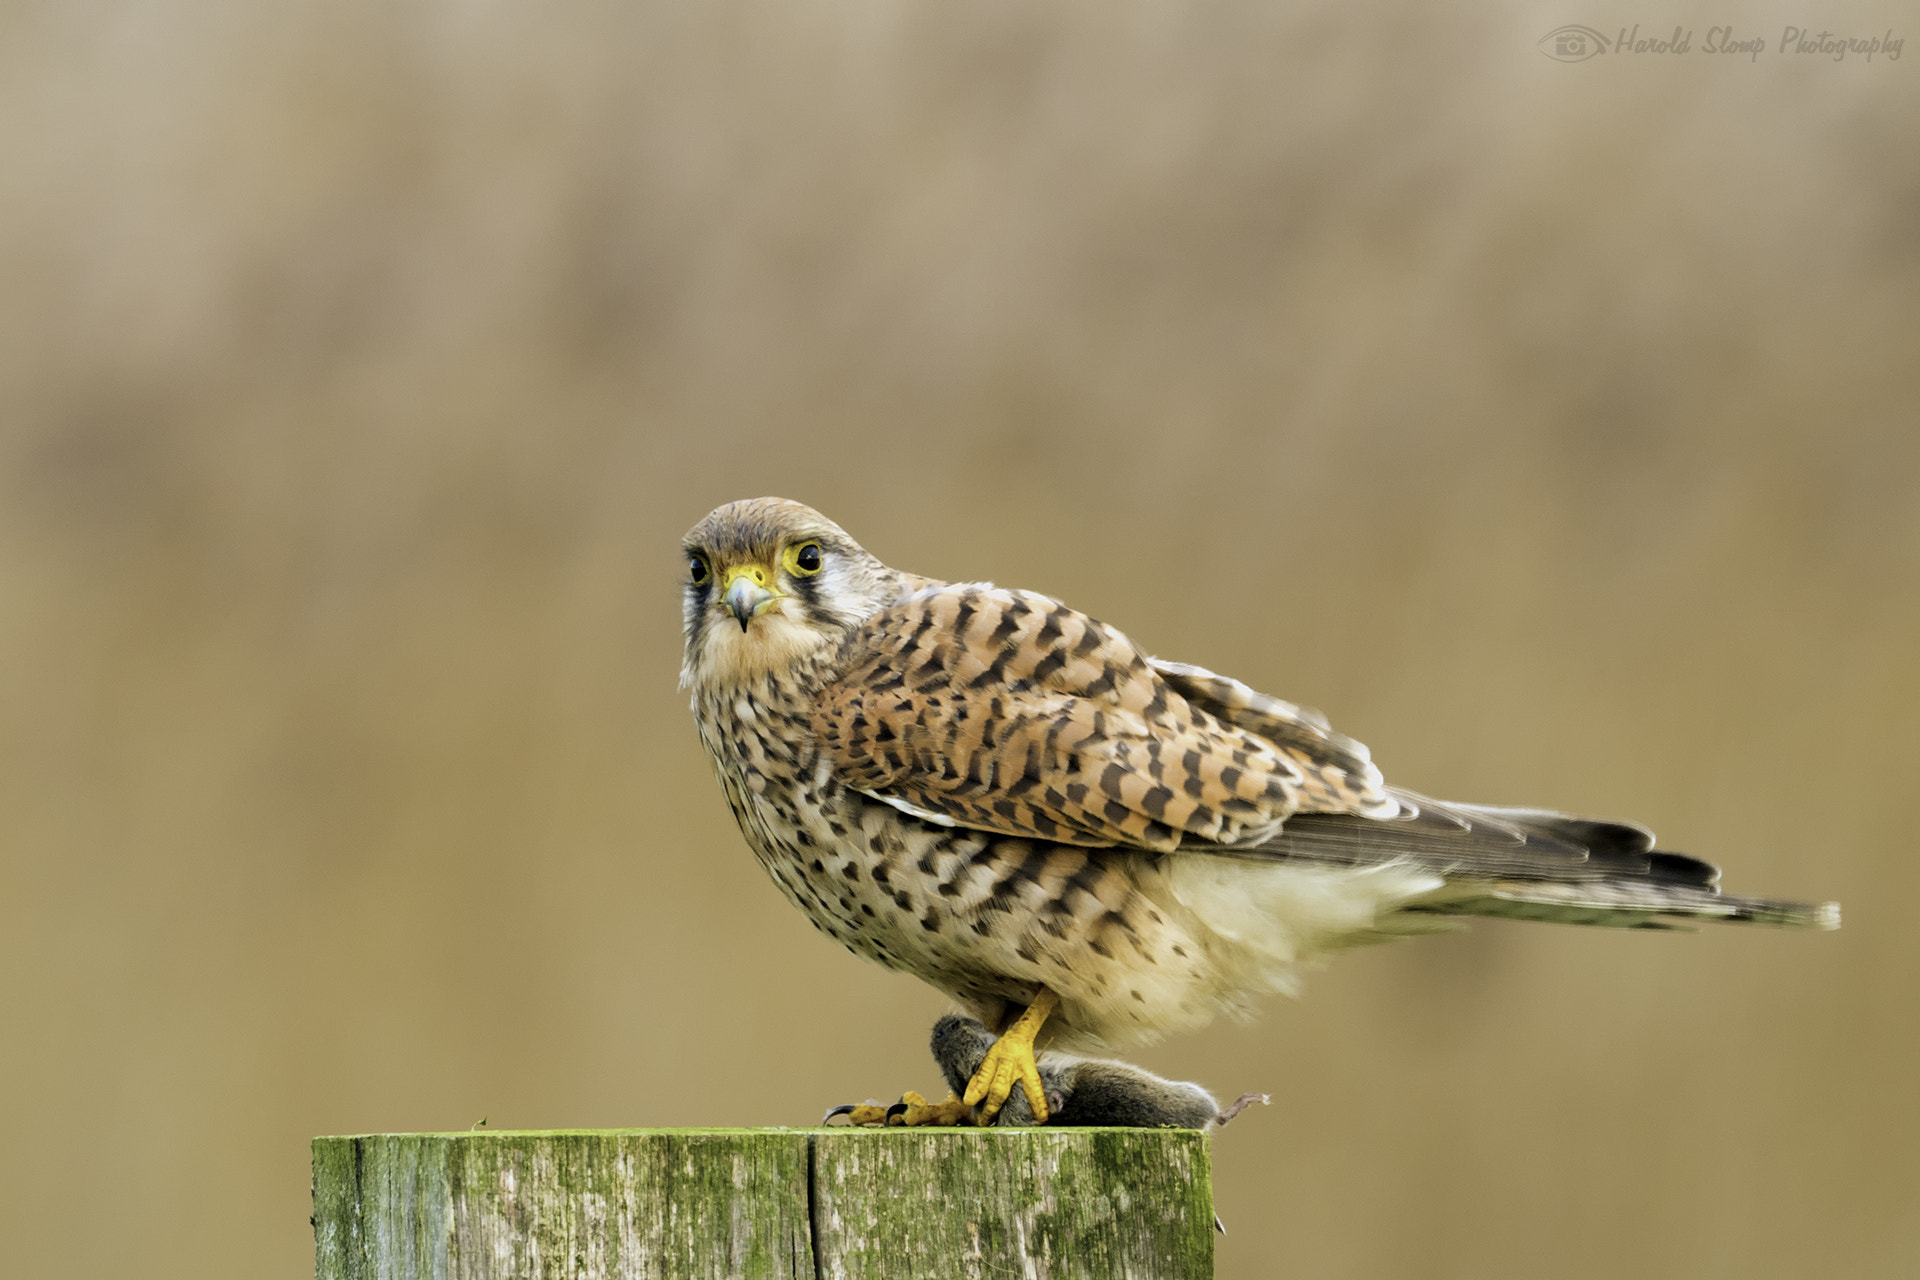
[313,1128,1214,1280]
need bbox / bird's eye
[787,542,824,576]
[688,554,711,585]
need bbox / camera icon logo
[1538,25,1611,61]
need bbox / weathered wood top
[314,1127,1213,1280]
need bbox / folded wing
[814,584,1397,851]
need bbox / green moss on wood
[314,1131,813,1280]
[810,1127,1213,1280]
[313,1128,1211,1280]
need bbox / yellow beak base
[721,564,778,630]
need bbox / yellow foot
[822,1102,892,1127]
[822,1090,975,1127]
[889,1091,975,1127]
[963,989,1060,1124]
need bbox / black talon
[883,1099,910,1124]
[822,1104,860,1125]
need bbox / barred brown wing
[813,584,1398,851]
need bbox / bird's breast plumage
[689,665,1241,1049]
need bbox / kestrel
[680,497,1839,1125]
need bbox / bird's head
[679,497,904,690]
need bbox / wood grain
[312,1128,1213,1280]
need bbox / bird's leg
[962,988,1059,1123]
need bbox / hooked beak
[721,566,777,630]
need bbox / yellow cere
[721,562,778,593]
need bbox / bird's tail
[1248,791,1841,932]
[1402,879,1841,931]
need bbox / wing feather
[814,584,1396,850]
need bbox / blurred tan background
[3,1,1916,1276]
